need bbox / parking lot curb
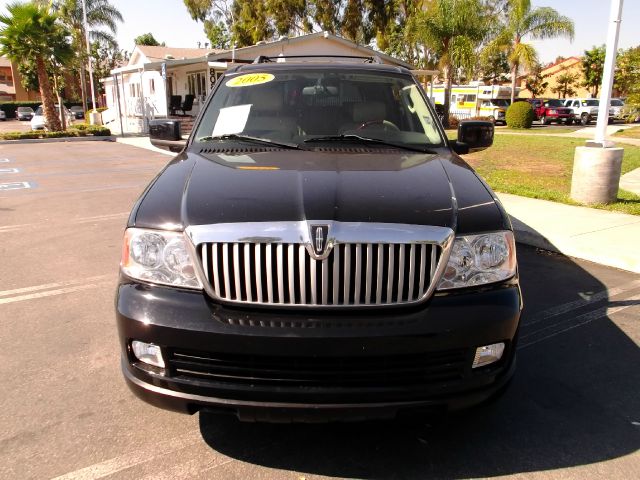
[0,136,116,145]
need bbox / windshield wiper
[303,134,437,153]
[197,134,301,150]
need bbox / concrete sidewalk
[498,193,640,273]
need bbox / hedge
[84,106,108,119]
[0,126,111,140]
[506,101,534,129]
[0,101,83,118]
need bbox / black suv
[116,57,522,422]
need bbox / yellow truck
[431,84,518,125]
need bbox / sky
[0,0,637,63]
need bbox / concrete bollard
[89,111,102,126]
[570,146,623,205]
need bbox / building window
[149,79,155,95]
[187,71,206,99]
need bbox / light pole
[81,0,100,125]
[570,0,624,205]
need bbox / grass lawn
[461,135,640,215]
[614,126,640,139]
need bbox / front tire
[542,116,551,125]
[581,113,590,125]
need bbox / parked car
[69,105,84,119]
[536,99,574,125]
[0,109,5,121]
[30,104,73,130]
[117,58,522,422]
[562,98,613,125]
[610,98,625,122]
[15,106,35,121]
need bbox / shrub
[506,102,534,129]
[46,130,77,138]
[69,123,88,131]
[0,131,42,140]
[448,115,460,129]
[86,125,111,136]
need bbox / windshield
[545,99,565,107]
[17,107,33,112]
[582,100,599,106]
[491,99,510,107]
[611,99,624,106]
[194,68,444,148]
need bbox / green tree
[415,0,488,127]
[134,32,163,46]
[204,20,230,49]
[582,45,605,97]
[524,70,548,98]
[0,2,72,131]
[232,0,273,46]
[341,0,363,42]
[551,71,577,98]
[267,0,310,36]
[311,0,340,33]
[483,0,574,102]
[90,39,126,96]
[614,46,640,98]
[479,49,510,84]
[54,0,123,111]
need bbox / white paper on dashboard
[212,104,251,136]
[218,154,255,164]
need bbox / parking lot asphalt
[1,141,639,480]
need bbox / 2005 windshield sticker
[226,73,275,88]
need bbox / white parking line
[522,279,640,328]
[519,292,640,349]
[0,181,32,191]
[0,158,10,162]
[0,275,111,298]
[0,213,129,233]
[0,282,112,305]
[50,431,202,480]
[0,167,19,173]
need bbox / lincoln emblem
[310,224,330,257]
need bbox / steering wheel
[356,119,400,132]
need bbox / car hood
[131,147,507,235]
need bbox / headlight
[437,231,516,290]
[121,228,202,289]
[548,109,557,114]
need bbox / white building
[101,33,412,135]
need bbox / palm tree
[484,0,574,103]
[54,0,123,110]
[0,2,72,131]
[415,0,487,127]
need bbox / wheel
[580,113,589,126]
[356,119,400,132]
[542,116,551,125]
[565,118,573,125]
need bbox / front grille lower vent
[199,242,441,307]
[168,348,468,388]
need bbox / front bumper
[116,279,522,421]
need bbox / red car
[524,98,574,125]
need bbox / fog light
[472,342,505,369]
[131,341,165,368]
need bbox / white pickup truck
[563,98,614,126]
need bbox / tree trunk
[443,63,452,129]
[80,65,88,113]
[510,63,518,104]
[36,57,62,131]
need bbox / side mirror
[149,119,187,152]
[452,120,494,154]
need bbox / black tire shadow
[199,241,640,478]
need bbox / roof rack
[252,55,383,64]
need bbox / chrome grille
[198,242,442,306]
